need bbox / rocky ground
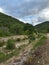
[23,34,49,65]
[0,37,40,65]
[0,34,49,65]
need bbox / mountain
[35,21,49,33]
[0,12,34,37]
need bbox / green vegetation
[28,33,35,43]
[22,37,28,40]
[0,44,27,63]
[0,41,5,47]
[0,12,46,64]
[0,37,29,63]
[16,38,21,42]
[6,39,15,50]
[23,23,34,35]
[0,12,37,44]
[0,52,6,62]
[0,13,34,37]
[35,21,49,33]
[33,36,47,49]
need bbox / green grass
[0,44,27,63]
[16,38,21,42]
[0,41,5,47]
[6,39,15,50]
[0,52,6,62]
[33,36,47,50]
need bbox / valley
[0,13,49,65]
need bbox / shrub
[0,41,5,47]
[33,36,46,49]
[6,39,15,50]
[22,37,28,40]
[0,52,5,62]
[16,38,21,42]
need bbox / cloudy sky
[0,0,49,25]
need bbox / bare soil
[23,34,49,65]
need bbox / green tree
[23,23,34,35]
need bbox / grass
[0,44,27,63]
[0,41,5,47]
[16,38,21,42]
[6,39,15,50]
[0,52,6,62]
[33,36,47,50]
[0,37,28,63]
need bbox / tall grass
[0,44,27,63]
[0,41,5,47]
[33,36,47,50]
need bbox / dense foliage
[35,21,49,33]
[0,41,5,47]
[0,13,34,37]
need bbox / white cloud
[0,8,5,13]
[0,0,49,25]
[39,8,49,21]
[19,15,39,25]
[32,18,38,25]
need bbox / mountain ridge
[0,12,34,37]
[35,21,49,33]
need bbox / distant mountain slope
[0,13,34,36]
[35,21,49,33]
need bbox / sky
[0,0,49,25]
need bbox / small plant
[0,41,5,47]
[0,52,5,62]
[22,37,28,40]
[16,38,21,42]
[6,39,15,50]
[33,36,46,49]
[28,34,35,43]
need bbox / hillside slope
[0,13,34,36]
[35,21,49,33]
[23,34,49,65]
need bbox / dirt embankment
[23,34,49,65]
[0,35,27,42]
[1,34,49,65]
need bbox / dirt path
[43,33,49,65]
[0,43,32,65]
[0,36,42,65]
[0,37,40,65]
[0,35,27,42]
[8,34,49,65]
[15,40,28,48]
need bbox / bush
[6,39,15,50]
[28,34,35,43]
[0,52,5,62]
[0,41,5,47]
[33,36,46,49]
[16,38,21,42]
[22,37,28,40]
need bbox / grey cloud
[0,0,49,25]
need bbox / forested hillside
[0,13,34,36]
[35,21,49,33]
